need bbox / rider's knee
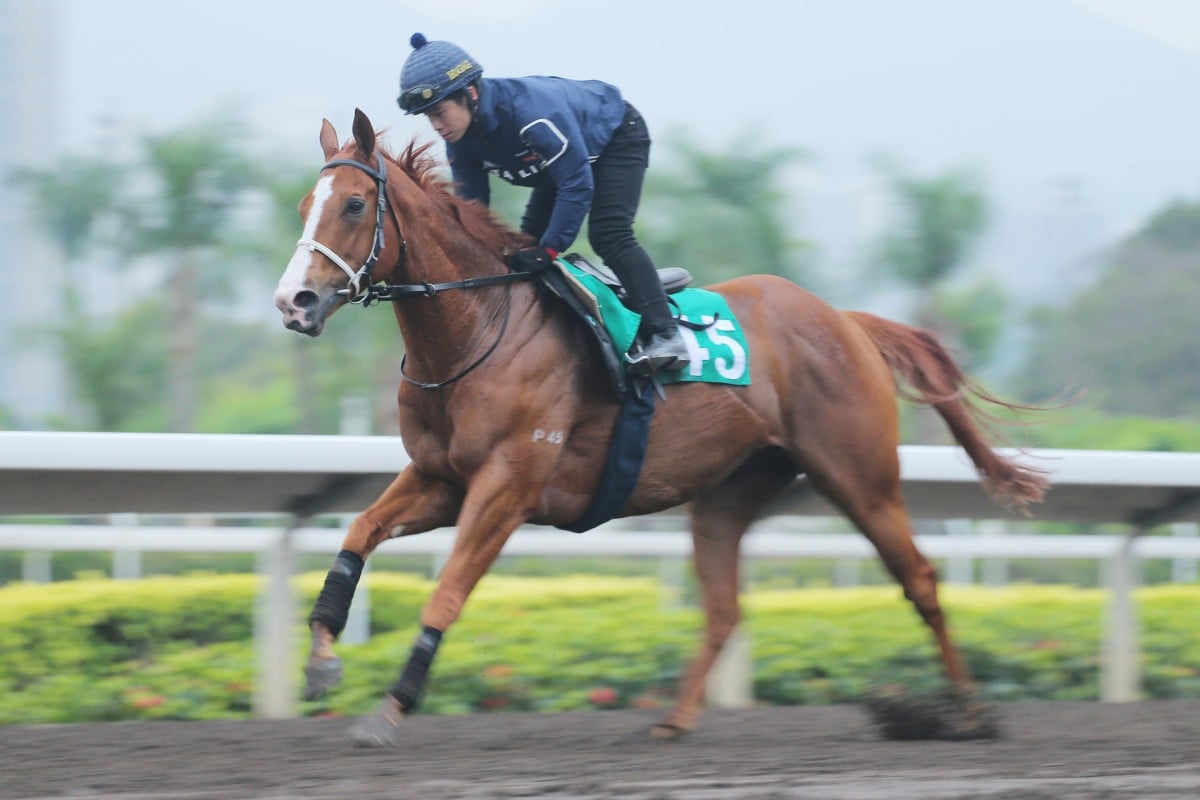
[588,220,636,260]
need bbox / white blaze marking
[276,174,336,297]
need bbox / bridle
[294,152,553,388]
[295,153,404,305]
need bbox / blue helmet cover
[398,33,484,114]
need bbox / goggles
[397,85,443,113]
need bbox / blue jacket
[446,76,626,254]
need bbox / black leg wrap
[388,625,443,712]
[308,549,364,638]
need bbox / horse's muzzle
[275,285,338,336]
[285,318,323,337]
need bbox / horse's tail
[846,310,1049,513]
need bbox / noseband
[295,153,405,304]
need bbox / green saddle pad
[554,259,751,387]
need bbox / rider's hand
[507,246,556,273]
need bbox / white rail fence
[3,520,1198,717]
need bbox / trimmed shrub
[0,574,1196,724]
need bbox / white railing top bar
[1,432,1198,524]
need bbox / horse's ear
[319,118,339,160]
[352,108,376,159]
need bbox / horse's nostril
[294,290,319,310]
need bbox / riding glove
[508,246,556,274]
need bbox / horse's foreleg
[347,462,533,747]
[305,467,462,701]
[655,459,795,739]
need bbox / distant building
[0,0,65,427]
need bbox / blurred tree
[193,317,298,434]
[637,133,812,288]
[1018,199,1200,418]
[872,162,993,443]
[10,155,127,425]
[10,155,124,265]
[55,300,169,431]
[119,116,256,432]
[11,122,424,434]
[930,277,1010,374]
[873,162,990,328]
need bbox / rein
[301,152,551,388]
[398,284,517,390]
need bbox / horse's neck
[385,166,537,377]
[393,253,509,331]
[390,244,528,381]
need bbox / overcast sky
[52,0,1200,294]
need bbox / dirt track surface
[2,702,1198,799]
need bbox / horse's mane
[381,139,532,258]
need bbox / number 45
[678,316,747,380]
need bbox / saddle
[536,254,693,400]
[564,254,693,301]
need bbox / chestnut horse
[273,109,1047,747]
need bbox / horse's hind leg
[807,457,972,691]
[818,468,1001,737]
[653,450,796,739]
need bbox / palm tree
[874,163,989,329]
[10,156,123,265]
[10,155,128,426]
[120,116,256,431]
[874,162,991,444]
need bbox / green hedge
[1,573,1197,724]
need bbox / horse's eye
[346,198,366,215]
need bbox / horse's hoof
[303,655,343,700]
[648,722,690,741]
[864,686,1002,741]
[346,699,405,748]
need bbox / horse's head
[274,109,400,336]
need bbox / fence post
[21,551,51,583]
[110,513,142,580]
[706,624,753,708]
[944,519,974,584]
[1100,532,1141,702]
[833,558,861,587]
[1171,523,1197,583]
[979,520,1009,586]
[254,522,299,719]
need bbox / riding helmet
[397,33,483,115]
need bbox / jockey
[397,33,690,374]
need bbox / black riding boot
[606,247,690,374]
